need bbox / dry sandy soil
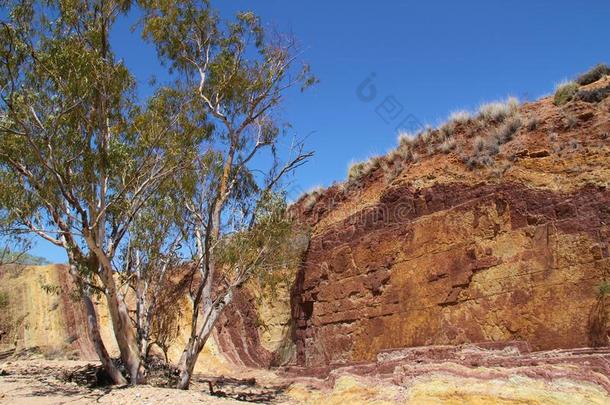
[0,360,244,404]
[2,350,610,405]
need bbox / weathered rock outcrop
[1,76,610,400]
[291,77,610,367]
[282,342,610,403]
[0,264,289,373]
[0,265,96,359]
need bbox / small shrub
[439,138,456,153]
[40,281,62,296]
[0,291,8,308]
[478,97,519,122]
[598,280,610,297]
[525,116,539,131]
[553,81,579,106]
[492,116,522,144]
[565,114,578,129]
[574,85,610,103]
[575,63,610,86]
[465,154,494,169]
[465,157,477,170]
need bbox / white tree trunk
[68,264,126,385]
[104,288,143,384]
[176,290,233,390]
[82,293,127,385]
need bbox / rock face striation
[1,75,610,393]
[0,264,287,373]
[291,76,610,367]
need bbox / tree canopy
[0,0,313,388]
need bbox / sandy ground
[0,360,243,404]
[2,355,609,404]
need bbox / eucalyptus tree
[142,0,315,389]
[119,176,186,368]
[0,0,196,384]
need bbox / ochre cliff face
[2,78,610,378]
[292,84,610,367]
[0,265,97,359]
[0,264,285,373]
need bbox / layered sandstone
[0,264,287,373]
[283,342,610,404]
[1,74,610,403]
[292,77,610,367]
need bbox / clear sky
[27,0,610,262]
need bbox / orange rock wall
[292,93,610,367]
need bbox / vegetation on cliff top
[554,64,610,106]
[343,96,522,185]
[297,62,610,212]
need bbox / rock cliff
[292,75,610,367]
[0,264,290,373]
[1,73,610,400]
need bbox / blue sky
[27,0,610,262]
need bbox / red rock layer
[292,180,610,366]
[215,288,274,368]
[281,342,610,394]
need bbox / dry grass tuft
[419,127,434,143]
[300,186,324,211]
[477,97,519,122]
[553,81,579,106]
[386,148,403,163]
[347,155,384,183]
[397,131,417,147]
[463,113,522,170]
[439,138,456,154]
[348,161,367,182]
[473,136,486,153]
[449,110,471,124]
[492,116,522,144]
[564,114,579,129]
[525,116,539,131]
[438,121,455,140]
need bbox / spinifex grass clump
[554,81,579,106]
